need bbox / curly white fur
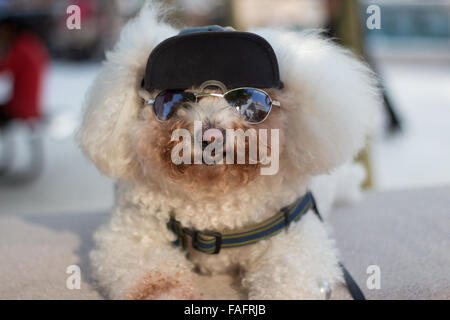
[78,3,381,299]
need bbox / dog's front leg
[242,214,343,299]
[90,222,203,300]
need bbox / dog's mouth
[201,151,228,166]
[200,138,229,166]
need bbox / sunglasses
[143,87,281,124]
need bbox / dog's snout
[202,122,225,137]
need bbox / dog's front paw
[126,270,203,300]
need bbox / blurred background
[0,0,449,216]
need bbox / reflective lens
[153,90,196,121]
[224,88,272,123]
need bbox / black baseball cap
[142,25,283,91]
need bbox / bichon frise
[78,4,380,300]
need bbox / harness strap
[167,191,365,300]
[340,263,366,300]
[168,192,314,254]
[309,199,366,300]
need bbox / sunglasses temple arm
[138,89,154,104]
[272,100,281,107]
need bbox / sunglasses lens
[224,89,272,123]
[154,91,195,121]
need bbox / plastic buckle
[167,216,185,247]
[192,230,222,254]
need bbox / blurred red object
[0,32,49,120]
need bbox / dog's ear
[77,4,177,178]
[257,29,382,175]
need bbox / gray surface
[0,187,449,299]
[330,186,450,299]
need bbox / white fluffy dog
[78,4,380,299]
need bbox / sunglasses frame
[144,87,281,124]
